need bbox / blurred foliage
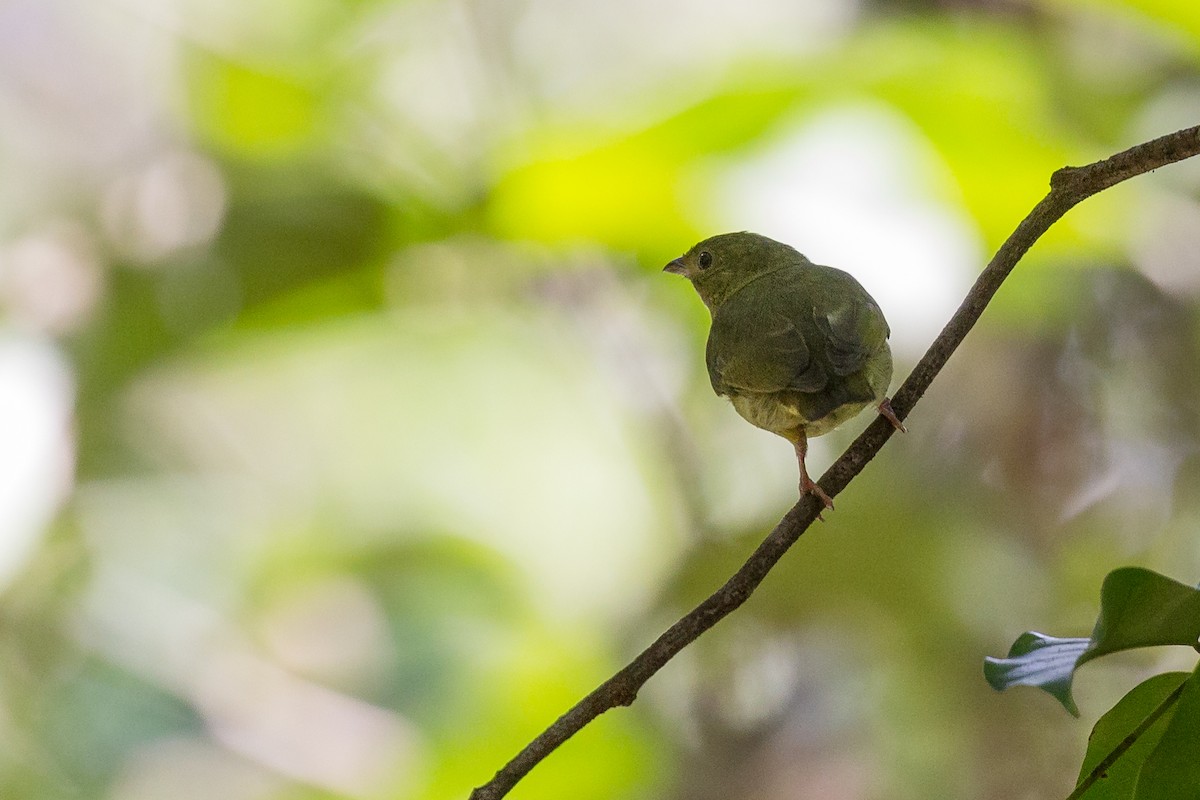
[2,1,1200,799]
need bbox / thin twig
[470,124,1200,800]
[1065,678,1188,800]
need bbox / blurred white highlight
[0,222,102,333]
[0,332,74,587]
[102,151,227,265]
[716,104,981,359]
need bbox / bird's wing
[810,269,890,377]
[706,292,827,396]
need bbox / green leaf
[1073,672,1189,799]
[984,633,1090,715]
[985,568,1200,715]
[1135,665,1200,800]
[1081,568,1200,665]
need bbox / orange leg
[791,430,834,514]
[878,397,907,433]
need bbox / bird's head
[663,231,802,312]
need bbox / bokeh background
[2,0,1200,798]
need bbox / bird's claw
[878,398,907,433]
[800,477,834,519]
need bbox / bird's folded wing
[812,294,888,377]
[706,307,827,395]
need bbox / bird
[664,231,904,511]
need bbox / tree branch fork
[470,124,1200,800]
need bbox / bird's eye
[697,251,712,269]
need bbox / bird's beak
[663,257,687,275]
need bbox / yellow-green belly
[727,346,893,440]
[729,391,877,439]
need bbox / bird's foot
[878,398,907,433]
[800,476,835,518]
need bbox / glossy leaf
[1082,568,1200,664]
[1135,665,1200,800]
[1073,672,1188,799]
[984,633,1090,715]
[986,568,1200,714]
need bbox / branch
[470,124,1200,800]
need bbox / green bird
[665,232,904,510]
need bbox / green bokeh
[2,1,1200,799]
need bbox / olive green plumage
[665,231,900,508]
